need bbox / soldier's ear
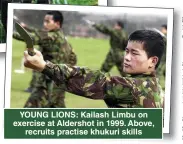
[149,56,158,69]
[56,21,61,28]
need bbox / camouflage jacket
[13,26,76,64]
[93,24,128,51]
[42,61,164,108]
[161,35,167,63]
[0,14,6,43]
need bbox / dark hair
[116,21,124,28]
[46,11,63,28]
[161,24,167,30]
[128,30,165,69]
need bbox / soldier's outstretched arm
[93,24,121,38]
[22,24,38,33]
[93,24,112,35]
[24,49,133,103]
[13,32,25,42]
[19,23,43,40]
[13,31,40,45]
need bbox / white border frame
[98,0,107,6]
[0,0,107,52]
[0,44,6,52]
[5,4,173,135]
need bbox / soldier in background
[91,21,128,76]
[157,24,167,90]
[13,11,77,108]
[161,24,167,37]
[24,30,165,108]
[0,0,49,40]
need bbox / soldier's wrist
[39,60,46,72]
[41,61,55,76]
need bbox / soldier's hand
[24,49,46,72]
[20,22,27,28]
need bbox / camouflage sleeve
[122,31,128,50]
[13,32,25,42]
[42,61,133,102]
[93,24,119,37]
[23,26,37,33]
[123,32,128,45]
[68,44,77,66]
[13,31,40,45]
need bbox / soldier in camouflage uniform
[24,30,165,108]
[1,0,96,39]
[1,0,50,42]
[13,11,77,108]
[156,24,167,90]
[92,21,128,76]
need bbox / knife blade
[15,22,35,56]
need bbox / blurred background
[11,9,167,108]
[13,10,167,38]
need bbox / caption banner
[4,109,162,139]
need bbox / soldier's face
[123,41,158,74]
[114,24,121,30]
[43,15,60,31]
[161,27,167,35]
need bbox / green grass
[67,0,97,5]
[11,37,120,108]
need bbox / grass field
[11,37,121,108]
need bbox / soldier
[1,0,50,40]
[161,24,167,37]
[14,11,76,108]
[91,21,128,76]
[24,30,165,108]
[156,24,167,90]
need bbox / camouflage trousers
[101,49,126,76]
[24,71,66,108]
[29,70,37,88]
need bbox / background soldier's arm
[13,31,40,45]
[23,25,38,33]
[68,43,77,66]
[42,61,133,103]
[122,31,128,50]
[93,24,119,38]
[13,32,25,42]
